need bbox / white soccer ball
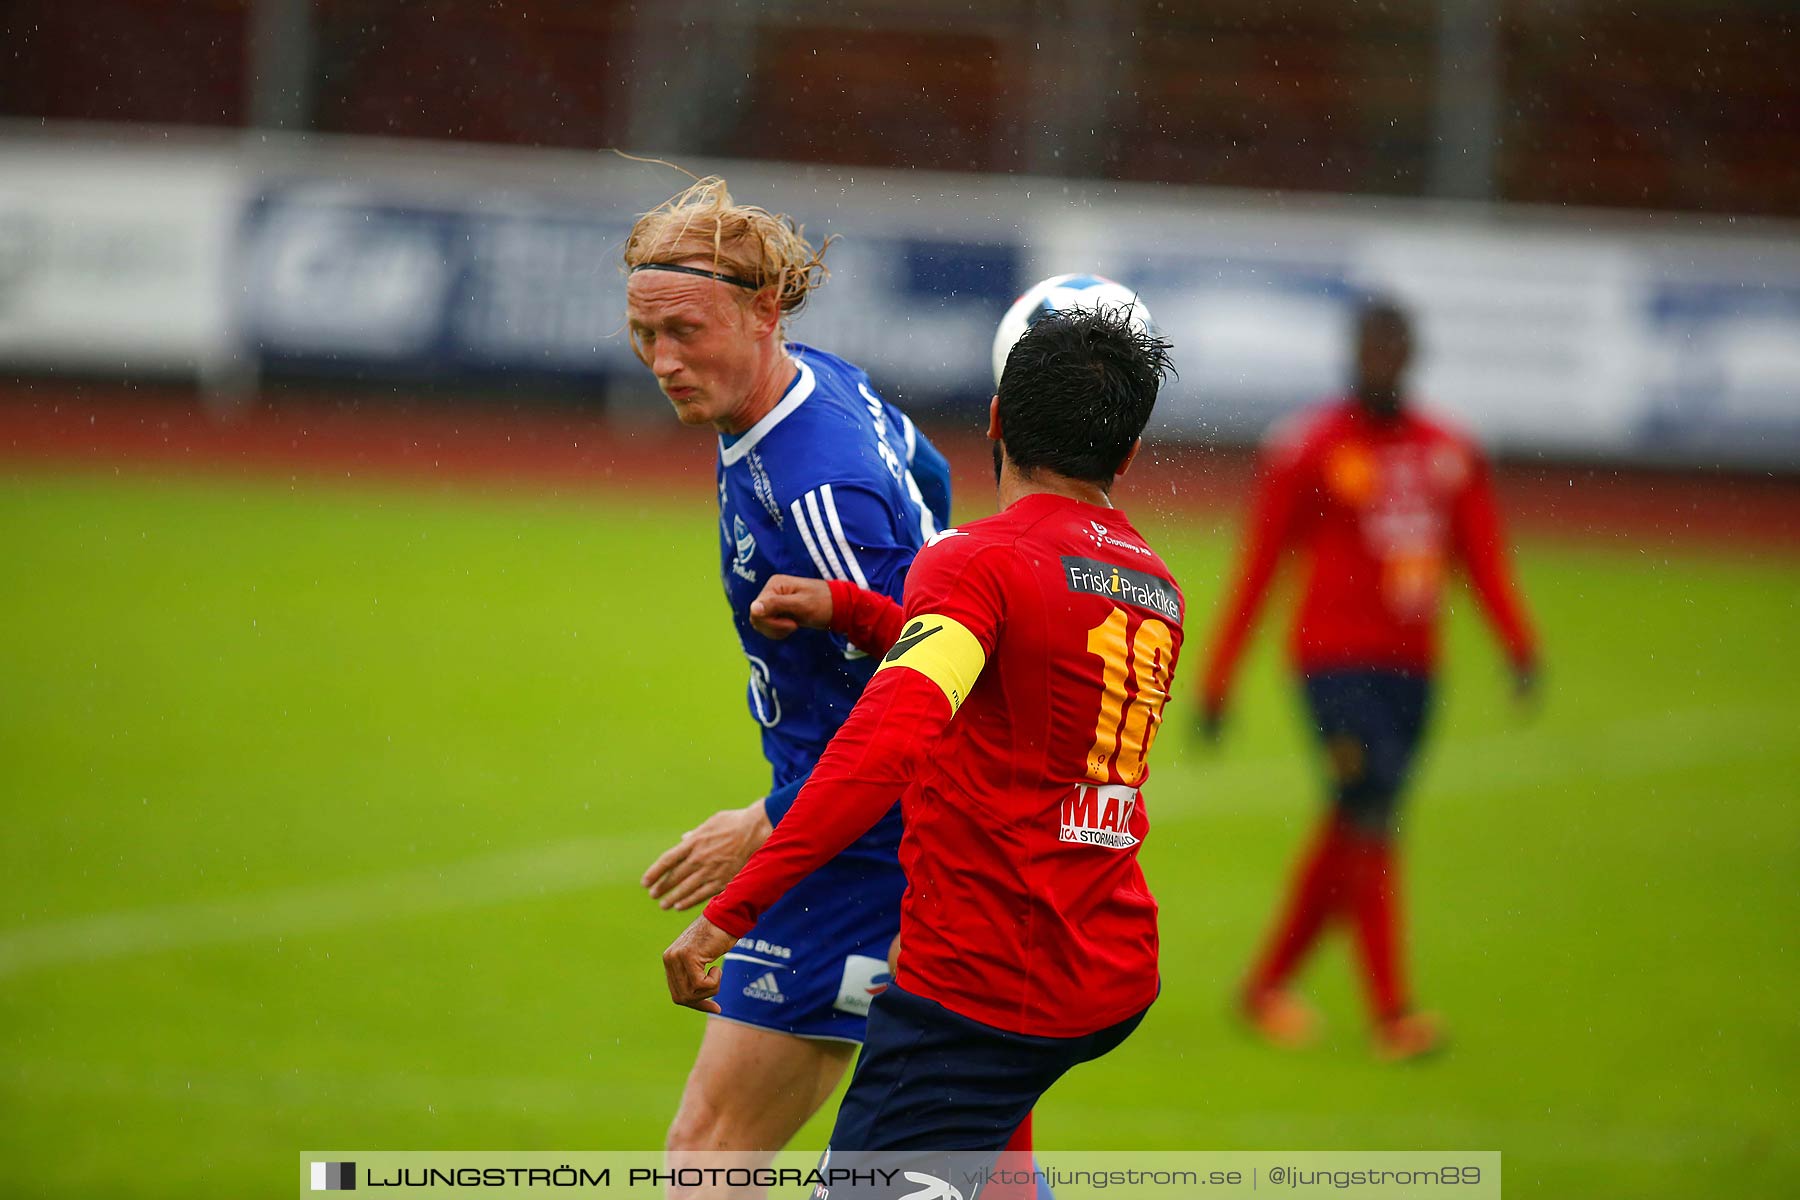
[991,273,1157,387]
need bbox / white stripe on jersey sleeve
[790,497,835,579]
[802,490,850,581]
[819,484,870,588]
[900,412,918,463]
[904,469,939,540]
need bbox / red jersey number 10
[1084,609,1175,787]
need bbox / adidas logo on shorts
[743,972,785,1003]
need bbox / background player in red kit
[662,309,1180,1181]
[1201,297,1540,1061]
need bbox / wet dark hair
[995,306,1175,488]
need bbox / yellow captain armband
[875,613,987,714]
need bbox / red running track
[1,383,1794,557]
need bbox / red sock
[1346,835,1408,1022]
[1002,1110,1033,1153]
[1247,814,1354,998]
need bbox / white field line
[0,834,666,979]
[0,709,1788,978]
[1154,705,1792,819]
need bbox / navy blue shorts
[713,854,905,1043]
[813,983,1149,1196]
[1302,669,1432,835]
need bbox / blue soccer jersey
[711,342,950,1040]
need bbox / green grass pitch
[2,467,1795,1198]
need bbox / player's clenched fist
[749,575,834,639]
[662,916,738,1013]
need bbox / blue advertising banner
[237,185,1022,402]
[227,165,1800,468]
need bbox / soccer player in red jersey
[662,309,1181,1182]
[1200,298,1540,1060]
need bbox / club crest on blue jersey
[732,514,759,583]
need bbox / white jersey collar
[719,357,814,467]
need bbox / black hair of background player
[1354,296,1414,419]
[995,307,1176,489]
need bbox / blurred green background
[2,467,1795,1198]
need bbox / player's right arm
[1449,444,1540,702]
[646,479,926,910]
[750,478,924,834]
[750,574,906,656]
[697,534,1007,944]
[1200,424,1311,734]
